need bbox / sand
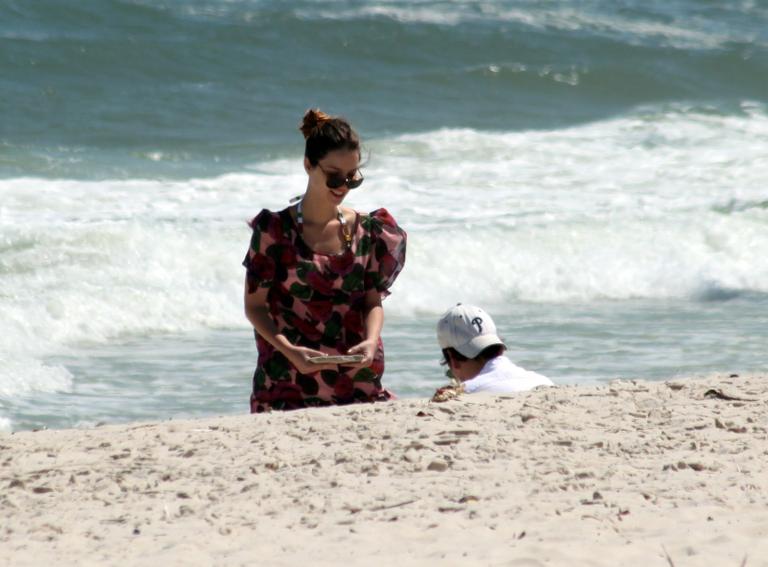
[2,373,767,566]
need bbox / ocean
[1,0,767,432]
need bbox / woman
[243,109,407,413]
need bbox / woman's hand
[346,339,377,370]
[285,345,339,375]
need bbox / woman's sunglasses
[318,164,364,190]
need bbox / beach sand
[2,373,767,566]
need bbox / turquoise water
[3,0,766,178]
[1,0,767,431]
[6,295,767,431]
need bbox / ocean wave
[1,104,767,397]
[2,1,765,184]
[0,356,73,400]
[306,0,766,49]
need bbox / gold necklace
[295,198,352,251]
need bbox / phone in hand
[307,354,365,365]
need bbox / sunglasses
[318,163,364,190]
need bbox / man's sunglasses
[318,164,364,190]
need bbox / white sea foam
[307,1,764,49]
[1,103,767,399]
[363,104,768,313]
[0,357,73,399]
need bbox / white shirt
[462,356,553,394]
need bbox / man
[436,304,553,394]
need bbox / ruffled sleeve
[363,208,407,297]
[242,209,279,294]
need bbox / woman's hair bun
[299,108,360,165]
[300,108,332,139]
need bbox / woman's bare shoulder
[340,206,361,224]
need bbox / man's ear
[303,157,312,174]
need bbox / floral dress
[243,206,407,413]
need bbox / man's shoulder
[464,356,553,393]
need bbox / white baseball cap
[436,304,505,358]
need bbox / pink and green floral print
[243,207,407,412]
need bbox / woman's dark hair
[299,108,360,165]
[440,344,506,365]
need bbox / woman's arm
[347,288,383,368]
[244,278,338,374]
